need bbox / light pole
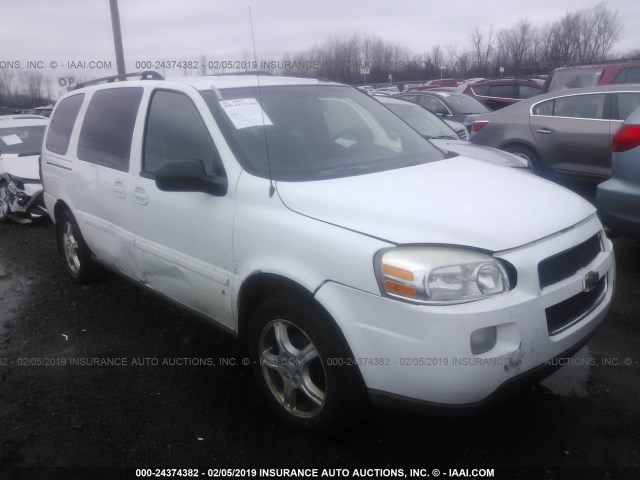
[109,0,126,79]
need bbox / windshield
[201,85,443,181]
[441,94,489,115]
[0,125,46,156]
[547,69,603,92]
[381,100,458,139]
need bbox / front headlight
[375,246,514,305]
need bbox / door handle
[133,186,149,205]
[536,128,552,134]
[112,180,126,198]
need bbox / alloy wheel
[259,319,326,418]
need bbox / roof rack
[73,71,164,90]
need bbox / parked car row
[469,84,640,180]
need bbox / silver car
[376,96,530,170]
[469,84,640,179]
[597,105,640,237]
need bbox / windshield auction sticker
[219,98,273,129]
[1,134,23,145]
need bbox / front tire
[248,292,367,435]
[56,210,99,283]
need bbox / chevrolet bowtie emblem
[583,271,600,292]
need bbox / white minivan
[41,73,614,433]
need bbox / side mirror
[155,159,227,196]
[434,109,449,117]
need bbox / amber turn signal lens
[384,280,417,298]
[382,264,414,281]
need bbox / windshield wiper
[426,135,458,140]
[317,163,373,176]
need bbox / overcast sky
[1,0,638,95]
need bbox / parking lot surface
[0,219,639,479]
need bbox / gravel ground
[0,219,639,480]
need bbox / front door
[128,88,236,328]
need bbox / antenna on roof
[249,6,275,198]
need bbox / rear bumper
[597,178,640,238]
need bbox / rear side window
[489,84,515,99]
[77,88,143,172]
[614,67,640,84]
[143,90,221,176]
[518,84,540,99]
[46,94,84,154]
[532,94,606,119]
[547,94,606,119]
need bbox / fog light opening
[470,326,497,355]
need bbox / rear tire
[248,292,367,435]
[56,210,99,283]
[503,144,542,175]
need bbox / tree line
[0,1,632,109]
[0,71,53,111]
[276,2,628,84]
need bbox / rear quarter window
[470,84,490,96]
[77,88,143,172]
[532,99,554,116]
[45,94,84,155]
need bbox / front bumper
[314,215,614,406]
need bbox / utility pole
[109,0,126,79]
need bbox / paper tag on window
[219,98,273,129]
[1,134,23,145]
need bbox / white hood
[0,154,40,181]
[276,157,595,252]
[429,139,530,170]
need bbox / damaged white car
[0,117,48,223]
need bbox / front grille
[538,234,601,288]
[546,276,607,335]
[455,127,469,141]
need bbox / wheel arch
[498,140,544,172]
[237,273,318,348]
[498,139,542,158]
[53,200,72,254]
